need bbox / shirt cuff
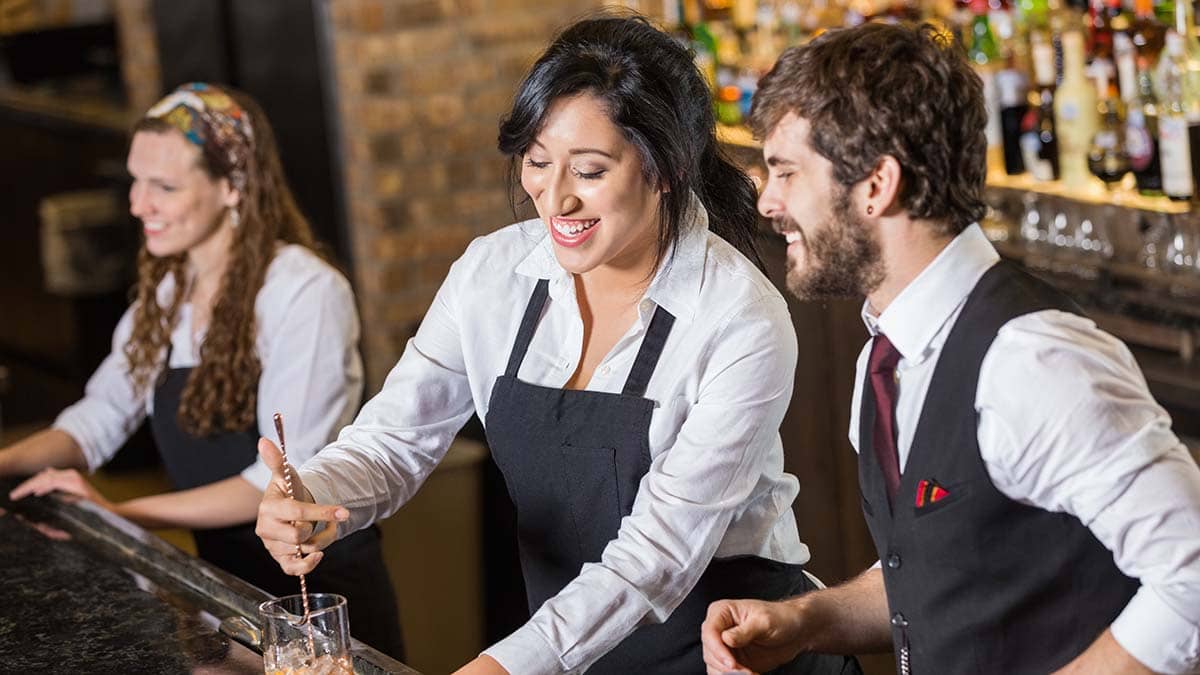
[50,417,102,472]
[297,470,341,538]
[1111,585,1200,674]
[483,621,568,675]
[239,461,272,493]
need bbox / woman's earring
[230,207,240,229]
[866,205,874,216]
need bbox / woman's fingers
[9,468,97,502]
[263,539,325,575]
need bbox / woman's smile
[549,216,600,247]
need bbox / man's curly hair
[750,22,988,237]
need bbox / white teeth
[784,231,802,244]
[553,218,598,236]
[144,221,166,233]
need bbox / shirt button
[599,365,611,376]
[891,612,908,628]
[886,553,901,569]
[640,299,653,311]
[558,359,569,370]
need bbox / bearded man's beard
[782,190,885,301]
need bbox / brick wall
[325,0,670,389]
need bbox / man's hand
[1052,629,1157,675]
[254,438,347,575]
[9,467,115,511]
[702,598,807,674]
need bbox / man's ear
[862,155,902,217]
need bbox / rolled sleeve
[52,307,149,471]
[484,624,568,675]
[1112,586,1200,674]
[979,310,1200,673]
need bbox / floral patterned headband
[145,82,255,192]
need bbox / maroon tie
[869,333,902,504]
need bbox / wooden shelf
[0,88,134,132]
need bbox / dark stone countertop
[0,478,420,674]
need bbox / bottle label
[1126,121,1154,171]
[1032,42,1056,86]
[1160,116,1194,196]
[1021,131,1055,180]
[981,69,1001,148]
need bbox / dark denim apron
[149,347,405,660]
[486,279,859,674]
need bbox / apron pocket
[558,445,623,562]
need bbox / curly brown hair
[125,88,321,437]
[750,22,988,236]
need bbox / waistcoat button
[886,553,902,569]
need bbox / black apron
[149,348,405,660]
[485,279,859,674]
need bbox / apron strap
[622,305,676,397]
[504,278,551,378]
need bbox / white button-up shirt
[300,202,807,674]
[53,244,363,491]
[849,225,1200,674]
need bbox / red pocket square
[915,479,951,507]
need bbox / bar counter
[0,477,420,674]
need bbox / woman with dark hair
[256,15,855,675]
[2,83,404,659]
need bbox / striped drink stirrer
[272,412,316,662]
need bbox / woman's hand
[254,438,348,576]
[8,467,115,512]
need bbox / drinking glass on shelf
[1137,212,1172,273]
[1048,199,1081,275]
[1165,212,1200,296]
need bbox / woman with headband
[2,83,404,659]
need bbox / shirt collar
[860,223,999,364]
[514,192,709,322]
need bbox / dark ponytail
[498,12,763,270]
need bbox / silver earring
[230,207,240,229]
[866,205,874,216]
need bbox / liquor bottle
[1127,55,1164,194]
[1022,30,1061,180]
[1087,84,1131,188]
[1159,30,1194,200]
[1055,30,1101,189]
[969,0,1004,171]
[997,54,1030,174]
[1172,0,1200,196]
[1114,32,1139,103]
[1129,0,1165,60]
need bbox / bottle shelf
[719,123,1194,215]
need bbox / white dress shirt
[300,200,807,674]
[848,224,1200,674]
[53,244,363,492]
